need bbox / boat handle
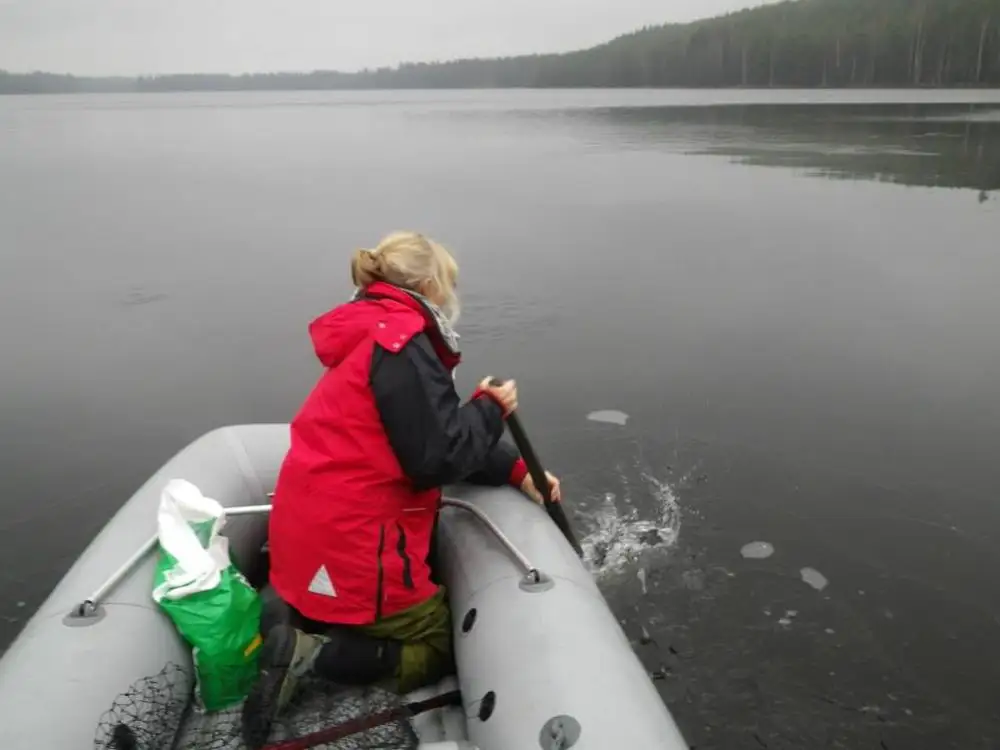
[71,503,273,619]
[441,497,544,585]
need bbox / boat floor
[97,663,467,750]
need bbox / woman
[242,231,560,748]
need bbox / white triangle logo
[307,565,337,598]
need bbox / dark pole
[490,379,583,557]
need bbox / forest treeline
[3,0,1000,93]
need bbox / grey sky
[1,0,779,77]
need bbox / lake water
[2,89,999,748]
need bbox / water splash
[580,471,681,581]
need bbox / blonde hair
[351,231,460,323]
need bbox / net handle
[260,690,463,750]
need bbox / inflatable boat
[0,424,689,749]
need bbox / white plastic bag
[151,479,231,603]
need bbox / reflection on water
[569,103,1000,194]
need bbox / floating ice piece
[587,410,629,426]
[740,541,774,559]
[778,609,798,627]
[640,626,652,645]
[800,567,829,591]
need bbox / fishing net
[93,663,420,750]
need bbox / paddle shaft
[488,379,583,557]
[261,690,462,750]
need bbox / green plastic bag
[152,479,263,712]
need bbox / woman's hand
[520,471,561,505]
[478,377,518,415]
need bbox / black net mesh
[93,664,420,750]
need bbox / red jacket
[269,282,527,625]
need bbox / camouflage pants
[358,587,454,694]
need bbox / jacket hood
[308,282,457,369]
[308,301,378,368]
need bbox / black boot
[312,628,403,686]
[241,624,327,750]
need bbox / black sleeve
[465,440,520,487]
[371,333,507,492]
